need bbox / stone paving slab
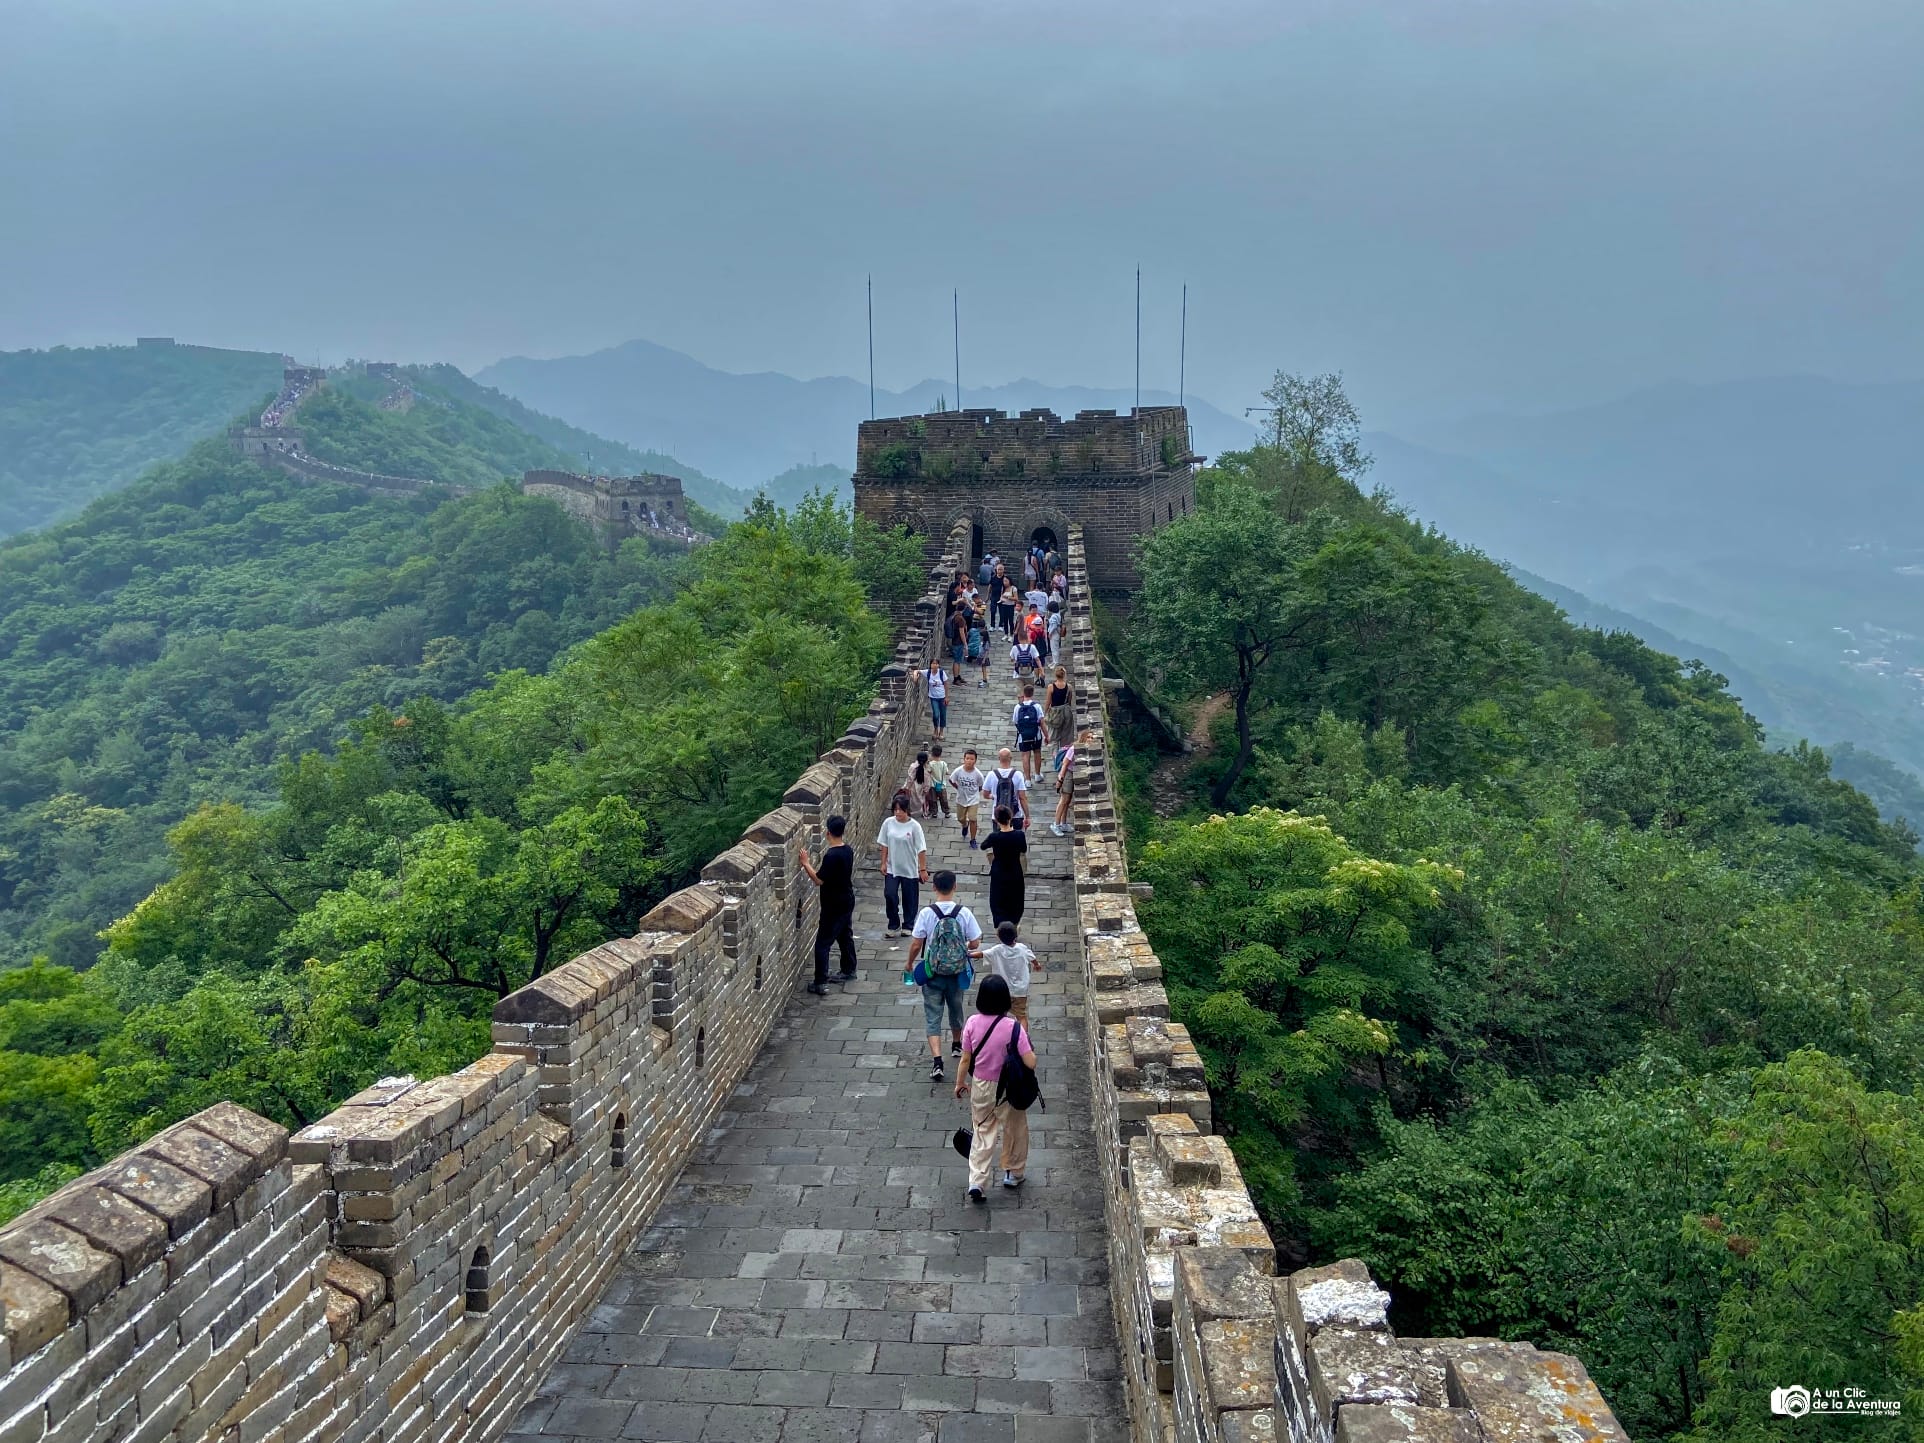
[514,644,1126,1442]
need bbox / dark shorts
[1017,738,1041,752]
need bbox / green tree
[1134,486,1327,804]
[1688,1050,1924,1435]
[1136,808,1452,1220]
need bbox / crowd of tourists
[259,373,316,428]
[789,537,1085,1201]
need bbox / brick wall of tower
[851,407,1196,598]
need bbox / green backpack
[925,904,971,977]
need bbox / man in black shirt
[798,814,858,994]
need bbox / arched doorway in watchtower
[970,521,984,560]
[1029,525,1058,554]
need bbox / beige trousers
[968,1077,1031,1190]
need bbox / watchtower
[851,406,1199,597]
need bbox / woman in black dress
[980,805,1028,926]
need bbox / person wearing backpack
[1012,685,1046,780]
[1010,634,1041,684]
[954,974,1039,1200]
[906,869,984,1082]
[983,747,1029,833]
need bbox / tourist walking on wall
[979,921,1039,1024]
[980,804,1028,927]
[955,974,1039,1200]
[1011,631,1041,684]
[916,661,950,742]
[1013,685,1046,780]
[1052,727,1092,835]
[1045,666,1074,747]
[907,869,983,1082]
[797,814,857,994]
[946,606,969,673]
[876,794,929,938]
[952,749,986,849]
[968,606,990,687]
[984,748,1029,831]
[993,564,1016,638]
[927,744,951,819]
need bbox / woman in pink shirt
[953,975,1038,1201]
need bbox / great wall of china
[0,407,1625,1443]
[231,365,704,547]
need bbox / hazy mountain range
[1366,376,1924,779]
[477,338,1257,488]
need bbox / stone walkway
[511,639,1125,1442]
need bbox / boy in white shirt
[978,921,1040,1024]
[951,748,987,848]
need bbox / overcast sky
[2,0,1919,426]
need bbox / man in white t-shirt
[907,869,985,1080]
[983,747,1029,830]
[875,794,929,938]
[951,748,987,849]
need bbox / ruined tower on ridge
[851,405,1199,597]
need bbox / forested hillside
[0,343,283,536]
[409,365,755,516]
[0,443,678,976]
[1126,375,1924,1437]
[0,405,920,1213]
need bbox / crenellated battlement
[853,406,1198,597]
[856,405,1193,480]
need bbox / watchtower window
[612,1111,628,1168]
[696,1027,707,1068]
[465,1246,492,1313]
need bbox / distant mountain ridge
[1368,374,1924,786]
[476,337,1256,487]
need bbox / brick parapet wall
[1059,526,1626,1443]
[856,406,1190,477]
[0,521,973,1443]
